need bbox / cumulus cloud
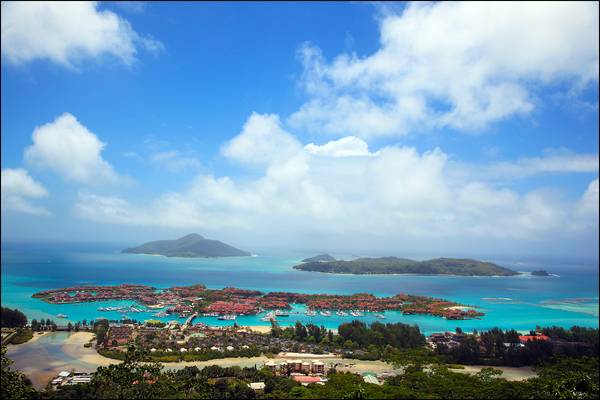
[222,112,302,166]
[75,113,599,251]
[24,113,122,185]
[289,1,599,138]
[1,168,50,215]
[305,136,374,157]
[1,1,163,67]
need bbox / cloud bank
[289,1,599,138]
[75,113,599,251]
[1,168,50,215]
[1,1,163,67]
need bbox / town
[32,283,485,320]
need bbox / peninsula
[531,270,550,276]
[294,257,519,276]
[122,233,251,258]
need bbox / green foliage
[1,307,27,328]
[1,346,36,399]
[294,257,519,276]
[9,328,33,345]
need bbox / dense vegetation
[122,233,251,257]
[2,345,598,399]
[301,254,336,262]
[1,307,27,328]
[294,257,519,276]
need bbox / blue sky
[1,1,598,259]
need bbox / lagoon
[1,242,598,335]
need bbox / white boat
[320,311,332,317]
[305,310,316,317]
[350,311,363,317]
[275,310,289,317]
[218,314,237,320]
[336,311,348,316]
[375,313,386,319]
[56,313,68,318]
[153,311,168,317]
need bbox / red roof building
[519,335,550,343]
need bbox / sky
[1,1,599,260]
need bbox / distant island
[301,254,336,262]
[531,270,550,276]
[122,233,251,258]
[294,256,519,276]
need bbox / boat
[274,310,289,317]
[97,307,106,311]
[320,311,332,317]
[217,314,237,320]
[305,310,316,317]
[56,313,68,318]
[202,312,219,317]
[153,311,168,317]
[350,310,363,317]
[375,313,386,319]
[336,310,348,316]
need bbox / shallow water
[2,242,598,334]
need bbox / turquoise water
[1,242,598,335]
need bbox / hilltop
[122,234,251,258]
[301,254,337,262]
[294,257,519,276]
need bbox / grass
[10,328,34,344]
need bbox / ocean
[1,242,598,335]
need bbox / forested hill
[294,257,519,276]
[122,234,251,258]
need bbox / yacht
[319,310,332,317]
[56,313,68,318]
[350,310,363,317]
[336,310,348,316]
[217,314,237,321]
[375,313,386,319]
[305,310,316,317]
[274,310,289,317]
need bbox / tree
[1,346,36,399]
[0,308,27,328]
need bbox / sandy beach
[455,365,536,381]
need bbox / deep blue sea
[1,242,598,335]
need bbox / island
[32,283,484,320]
[531,270,550,276]
[122,233,251,258]
[301,254,336,262]
[294,257,519,276]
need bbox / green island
[294,256,520,276]
[122,233,251,258]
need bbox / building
[248,382,265,391]
[265,360,277,372]
[293,376,327,386]
[312,361,325,374]
[107,325,132,346]
[519,334,550,344]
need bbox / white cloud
[74,113,599,251]
[1,1,163,67]
[222,112,302,166]
[150,150,201,173]
[24,112,122,185]
[289,1,599,138]
[1,168,50,215]
[452,149,599,181]
[305,136,374,157]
